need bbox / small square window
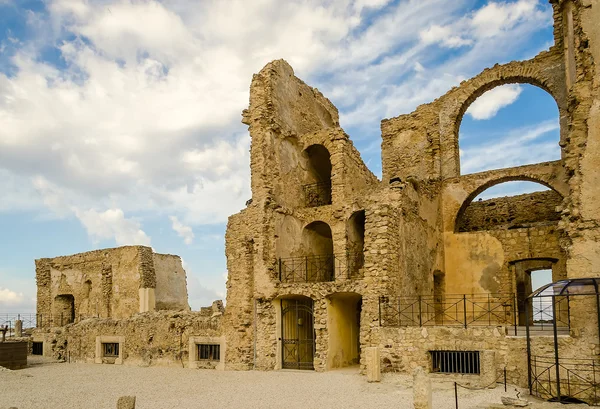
[32,342,43,355]
[430,350,480,374]
[197,344,220,361]
[102,342,119,358]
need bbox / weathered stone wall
[43,305,222,367]
[458,190,562,232]
[222,0,600,387]
[153,253,190,311]
[36,246,190,324]
[444,224,565,296]
[372,326,581,387]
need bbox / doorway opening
[281,297,315,370]
[327,292,362,370]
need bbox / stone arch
[439,56,566,178]
[302,221,333,256]
[303,144,332,206]
[301,221,334,281]
[454,176,564,233]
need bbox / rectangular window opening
[197,344,220,361]
[102,342,119,358]
[32,342,43,356]
[430,350,480,375]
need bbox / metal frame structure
[526,278,600,405]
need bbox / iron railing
[379,293,517,328]
[0,313,101,332]
[378,293,570,332]
[530,355,600,405]
[278,253,364,283]
[302,182,331,207]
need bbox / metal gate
[281,298,315,370]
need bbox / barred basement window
[102,342,119,358]
[430,350,480,374]
[198,344,220,361]
[32,342,43,355]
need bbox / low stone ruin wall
[37,303,224,368]
[371,326,573,387]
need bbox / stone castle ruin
[35,246,190,326]
[24,0,600,404]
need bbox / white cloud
[181,258,224,310]
[169,215,194,245]
[460,119,560,174]
[0,0,555,302]
[75,208,151,246]
[466,84,522,120]
[472,0,540,39]
[420,25,473,48]
[0,287,35,311]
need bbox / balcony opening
[279,221,334,283]
[303,144,332,207]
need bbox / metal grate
[430,350,480,374]
[102,342,119,358]
[198,344,220,361]
[302,182,331,207]
[32,342,43,355]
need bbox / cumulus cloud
[0,287,35,310]
[420,25,473,48]
[75,208,151,246]
[472,0,541,38]
[0,0,555,300]
[466,84,522,120]
[169,215,194,245]
[460,119,560,174]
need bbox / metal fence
[378,293,570,333]
[530,355,600,405]
[0,313,101,333]
[379,294,517,328]
[302,182,331,207]
[279,252,364,283]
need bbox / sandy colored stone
[413,366,432,409]
[116,396,136,409]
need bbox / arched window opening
[303,144,332,207]
[459,84,560,175]
[346,211,365,278]
[279,221,334,283]
[53,294,75,326]
[457,181,562,232]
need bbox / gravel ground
[0,358,587,409]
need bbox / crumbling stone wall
[153,253,190,311]
[223,0,600,384]
[44,304,223,367]
[458,191,562,232]
[35,246,189,325]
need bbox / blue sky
[0,0,560,311]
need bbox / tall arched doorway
[281,296,315,370]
